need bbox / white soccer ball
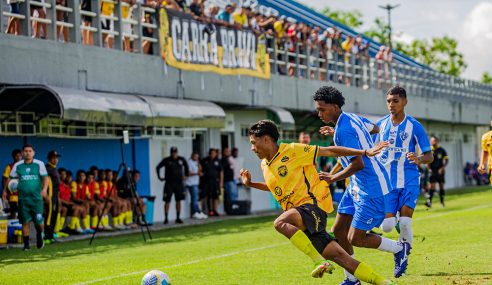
[141,270,171,285]
[8,179,19,193]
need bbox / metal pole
[20,0,32,37]
[378,4,400,50]
[68,0,81,43]
[114,0,123,50]
[48,0,57,40]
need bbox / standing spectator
[341,35,354,86]
[101,0,115,49]
[81,0,93,45]
[174,0,187,11]
[2,149,22,219]
[273,15,285,46]
[156,147,189,224]
[6,144,48,251]
[32,3,47,38]
[44,150,61,242]
[201,148,223,216]
[221,148,238,209]
[142,0,159,54]
[426,136,448,208]
[232,147,244,185]
[298,131,311,144]
[185,152,207,219]
[189,0,203,17]
[121,0,135,52]
[5,0,21,35]
[232,5,249,28]
[56,0,69,42]
[216,4,234,26]
[375,45,386,88]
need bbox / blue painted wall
[0,137,151,196]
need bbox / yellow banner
[159,8,270,80]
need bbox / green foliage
[481,72,492,84]
[364,17,390,46]
[320,7,363,29]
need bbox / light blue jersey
[373,114,431,189]
[334,112,391,200]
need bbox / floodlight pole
[378,4,400,51]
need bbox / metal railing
[266,38,492,103]
[2,2,492,103]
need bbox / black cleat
[176,218,183,224]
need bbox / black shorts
[295,203,335,254]
[201,180,220,199]
[429,170,445,184]
[163,182,185,202]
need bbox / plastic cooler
[0,218,8,245]
[7,219,21,243]
[143,196,155,225]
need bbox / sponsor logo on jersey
[281,156,289,163]
[278,165,288,177]
[274,186,282,196]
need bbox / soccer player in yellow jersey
[241,120,395,285]
[478,119,492,185]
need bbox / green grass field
[1,187,492,285]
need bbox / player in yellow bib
[241,120,395,284]
[478,119,492,185]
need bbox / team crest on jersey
[26,168,31,174]
[281,156,289,162]
[278,165,288,177]
[389,138,395,144]
[400,131,409,141]
[304,146,311,153]
[274,186,282,196]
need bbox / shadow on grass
[0,215,276,267]
[421,272,492,277]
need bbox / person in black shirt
[45,150,61,241]
[201,148,223,216]
[156,147,189,224]
[426,136,448,207]
[221,148,238,212]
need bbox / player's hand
[438,167,445,175]
[318,172,335,184]
[41,190,48,201]
[477,164,486,175]
[406,152,420,164]
[319,126,335,136]
[1,190,7,201]
[366,141,389,156]
[240,169,251,186]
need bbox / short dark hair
[249,120,280,141]
[431,135,439,141]
[387,85,407,98]
[132,170,140,176]
[58,167,67,174]
[66,170,73,177]
[313,86,345,108]
[22,144,34,151]
[76,169,85,177]
[11,149,21,159]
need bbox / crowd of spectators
[464,162,490,186]
[3,0,394,85]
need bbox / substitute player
[373,86,433,255]
[6,144,48,251]
[478,119,492,185]
[314,86,409,282]
[241,120,395,285]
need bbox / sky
[296,0,492,81]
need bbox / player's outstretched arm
[478,150,489,174]
[407,151,433,165]
[240,169,270,192]
[318,141,389,157]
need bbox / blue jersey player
[373,86,433,256]
[314,86,410,284]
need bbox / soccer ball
[141,270,171,285]
[8,179,18,193]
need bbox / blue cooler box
[143,196,155,225]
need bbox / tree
[397,37,467,77]
[320,7,363,30]
[364,17,390,46]
[481,72,492,84]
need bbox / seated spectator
[59,170,85,234]
[70,170,93,234]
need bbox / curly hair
[248,120,280,141]
[313,86,345,108]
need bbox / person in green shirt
[5,144,48,251]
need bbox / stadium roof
[257,0,431,69]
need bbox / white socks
[344,254,357,281]
[380,217,396,233]
[399,216,413,245]
[377,236,403,253]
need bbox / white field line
[415,203,491,221]
[72,243,288,285]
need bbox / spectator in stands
[156,147,189,224]
[185,152,207,219]
[142,0,159,54]
[341,34,354,86]
[189,0,204,18]
[101,0,115,49]
[31,3,47,39]
[55,0,68,42]
[201,148,223,217]
[273,15,286,46]
[233,5,249,28]
[81,0,93,45]
[308,30,320,79]
[221,148,238,208]
[174,0,188,12]
[216,4,234,26]
[375,45,386,88]
[44,150,61,242]
[121,0,135,52]
[464,162,474,185]
[204,4,219,19]
[5,0,21,35]
[2,149,22,219]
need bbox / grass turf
[0,186,491,285]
